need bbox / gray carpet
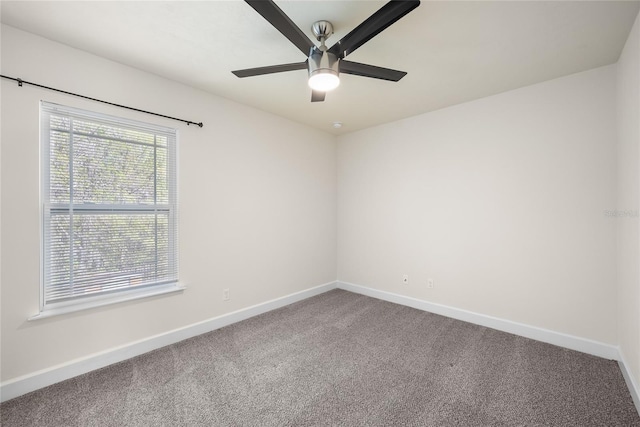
[1,289,639,426]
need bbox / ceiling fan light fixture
[308,70,340,92]
[308,49,340,92]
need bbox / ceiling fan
[232,0,421,102]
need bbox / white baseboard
[2,280,632,410]
[0,281,337,403]
[336,281,619,361]
[619,350,640,416]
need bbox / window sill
[28,283,186,321]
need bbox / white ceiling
[1,1,639,134]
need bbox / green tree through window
[41,102,178,308]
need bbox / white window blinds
[41,102,178,308]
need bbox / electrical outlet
[427,278,434,289]
[223,288,230,301]
[402,274,409,285]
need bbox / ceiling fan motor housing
[308,47,339,79]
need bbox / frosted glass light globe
[308,72,340,92]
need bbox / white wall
[337,65,618,345]
[1,14,637,401]
[0,25,337,382]
[617,12,640,390]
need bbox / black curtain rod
[1,74,204,128]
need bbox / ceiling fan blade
[311,90,326,102]
[328,0,420,59]
[339,60,407,82]
[245,0,316,56]
[232,61,308,78]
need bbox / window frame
[34,101,183,320]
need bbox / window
[39,102,180,316]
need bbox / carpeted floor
[1,289,639,426]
